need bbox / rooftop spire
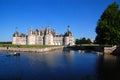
[67,25,70,32]
[16,27,18,32]
[29,26,33,35]
[30,26,32,31]
[42,25,44,30]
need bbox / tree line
[75,37,92,45]
[0,42,12,44]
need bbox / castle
[12,25,74,46]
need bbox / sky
[0,0,120,42]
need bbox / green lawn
[75,44,112,47]
[0,44,61,48]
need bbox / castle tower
[67,25,70,32]
[14,27,19,37]
[52,29,56,37]
[12,27,19,44]
[28,26,36,45]
[45,27,48,34]
[28,27,33,35]
[38,28,40,35]
[44,26,53,45]
[12,27,27,45]
[48,26,51,34]
[15,27,18,32]
[64,25,74,46]
[45,27,50,35]
[41,26,44,35]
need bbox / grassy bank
[0,44,61,48]
[74,44,112,47]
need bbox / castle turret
[45,27,48,35]
[44,27,53,45]
[52,29,56,37]
[12,27,19,44]
[28,27,33,35]
[28,27,36,45]
[41,26,44,35]
[48,26,51,34]
[68,25,70,32]
[38,28,40,35]
[13,27,19,37]
[64,25,74,46]
[12,27,27,45]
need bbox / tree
[80,37,86,44]
[86,38,92,44]
[95,2,120,45]
[75,37,92,45]
[75,39,80,45]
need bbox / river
[0,49,120,80]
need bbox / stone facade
[12,25,74,46]
[12,32,26,45]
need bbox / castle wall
[44,34,53,45]
[28,35,35,45]
[53,37,63,45]
[20,37,26,45]
[12,37,19,45]
[36,36,44,45]
[12,37,26,45]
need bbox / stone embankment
[0,46,64,52]
[111,45,120,56]
[104,45,117,54]
[68,45,117,55]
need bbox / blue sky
[0,0,120,42]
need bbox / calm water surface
[0,49,120,80]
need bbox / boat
[6,52,20,56]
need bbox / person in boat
[14,52,17,55]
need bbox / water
[0,49,120,80]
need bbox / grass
[0,44,61,48]
[0,43,112,48]
[74,44,112,47]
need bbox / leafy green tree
[87,38,92,44]
[75,37,92,45]
[95,2,120,45]
[75,39,80,45]
[80,37,86,44]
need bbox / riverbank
[67,45,117,54]
[0,46,64,52]
[111,45,120,56]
